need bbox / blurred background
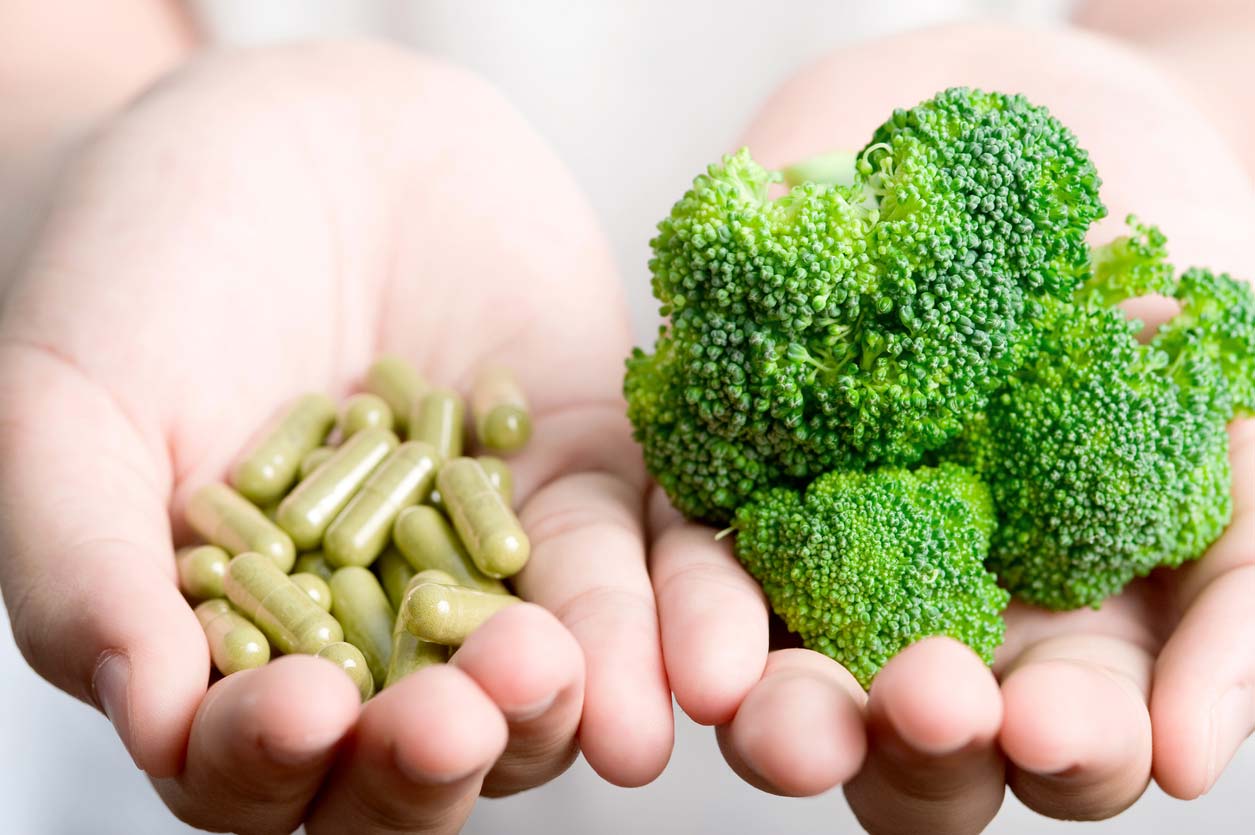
[2,1,1253,832]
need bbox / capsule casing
[476,456,514,507]
[401,581,521,645]
[317,641,375,701]
[290,572,333,612]
[292,551,335,581]
[177,544,229,600]
[230,393,336,505]
[329,567,395,688]
[363,355,426,436]
[471,367,531,453]
[187,483,296,572]
[195,598,270,675]
[392,505,509,594]
[410,388,464,460]
[376,547,417,611]
[338,393,393,439]
[324,441,439,567]
[277,428,398,550]
[224,552,343,654]
[436,458,530,578]
[299,447,336,480]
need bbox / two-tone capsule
[187,483,296,572]
[436,458,530,578]
[401,580,521,645]
[338,393,393,439]
[176,544,230,600]
[471,367,532,453]
[363,355,426,436]
[324,441,439,567]
[195,599,270,675]
[393,505,508,594]
[224,552,342,655]
[277,427,398,550]
[230,393,336,505]
[410,388,464,460]
[329,567,395,689]
[316,641,375,702]
[384,570,454,688]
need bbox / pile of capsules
[178,356,533,701]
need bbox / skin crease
[0,42,673,835]
[652,22,1255,835]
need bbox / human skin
[650,23,1255,834]
[0,42,673,835]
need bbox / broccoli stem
[780,149,860,188]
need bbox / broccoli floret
[958,222,1254,609]
[734,463,1009,688]
[627,87,1106,523]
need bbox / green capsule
[338,393,394,439]
[471,367,532,453]
[376,546,417,610]
[392,505,509,594]
[292,551,335,581]
[324,442,439,567]
[290,572,333,611]
[187,483,296,572]
[437,458,530,578]
[176,544,229,600]
[299,446,336,480]
[316,641,375,701]
[230,393,336,505]
[277,428,398,550]
[329,567,395,688]
[476,456,514,507]
[195,599,270,675]
[410,388,464,460]
[224,552,343,655]
[383,568,456,688]
[402,581,521,645]
[364,355,426,437]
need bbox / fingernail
[504,692,557,723]
[93,653,136,766]
[1206,685,1254,793]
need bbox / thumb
[0,345,206,778]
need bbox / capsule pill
[476,456,514,507]
[471,367,532,453]
[338,393,393,439]
[177,544,229,600]
[195,599,270,675]
[290,572,333,612]
[402,580,521,645]
[316,641,375,701]
[292,551,335,581]
[410,388,464,460]
[230,394,336,505]
[436,458,530,578]
[329,567,395,688]
[376,546,417,610]
[187,483,296,572]
[299,446,336,480]
[392,505,509,594]
[364,355,426,436]
[324,441,438,567]
[225,552,342,655]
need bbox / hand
[0,41,672,835]
[650,23,1255,833]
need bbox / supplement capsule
[187,483,296,572]
[299,446,336,480]
[364,355,426,436]
[402,581,521,645]
[410,388,464,460]
[194,599,270,675]
[324,442,439,567]
[329,567,395,688]
[176,544,229,600]
[376,546,417,611]
[290,572,333,612]
[292,551,335,581]
[383,574,453,688]
[225,552,343,654]
[476,456,514,507]
[277,428,398,550]
[471,366,532,453]
[230,393,336,505]
[338,393,394,439]
[437,458,530,578]
[392,505,509,594]
[317,641,375,701]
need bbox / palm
[0,43,670,835]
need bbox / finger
[715,648,866,797]
[650,489,770,725]
[152,655,359,833]
[510,405,674,787]
[999,634,1153,820]
[305,664,508,835]
[843,638,1005,835]
[449,603,585,796]
[0,347,203,777]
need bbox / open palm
[0,42,671,835]
[650,23,1255,833]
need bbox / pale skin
[653,21,1255,834]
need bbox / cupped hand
[651,23,1255,834]
[0,41,671,835]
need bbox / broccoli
[626,87,1106,523]
[733,463,1009,688]
[956,220,1255,609]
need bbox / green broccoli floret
[958,221,1254,609]
[626,87,1106,523]
[733,463,1009,688]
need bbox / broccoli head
[959,221,1254,609]
[627,87,1106,523]
[733,463,1009,688]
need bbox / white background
[3,1,1252,832]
